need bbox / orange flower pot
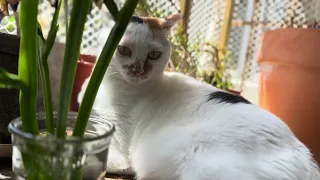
[70,54,96,112]
[227,89,241,96]
[257,28,320,163]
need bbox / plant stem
[43,0,62,62]
[18,0,39,134]
[64,0,69,34]
[37,36,54,134]
[73,0,138,137]
[37,0,62,134]
[56,0,92,138]
[104,0,119,20]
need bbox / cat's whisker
[105,72,120,77]
[106,66,119,71]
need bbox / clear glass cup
[8,112,115,180]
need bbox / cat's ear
[163,14,182,29]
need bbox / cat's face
[111,14,181,85]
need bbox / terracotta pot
[70,54,96,112]
[257,28,320,163]
[227,89,241,96]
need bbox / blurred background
[1,0,320,104]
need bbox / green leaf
[104,0,119,20]
[18,0,40,135]
[56,0,92,138]
[0,68,26,90]
[36,0,62,135]
[36,31,54,134]
[73,0,139,137]
[43,0,62,62]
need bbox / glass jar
[8,112,115,180]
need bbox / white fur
[78,17,320,180]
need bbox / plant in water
[0,0,138,179]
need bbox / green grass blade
[18,0,39,134]
[73,0,138,137]
[56,0,92,138]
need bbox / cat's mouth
[124,73,149,85]
[127,71,149,79]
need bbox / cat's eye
[148,51,162,60]
[117,45,132,56]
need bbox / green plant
[197,42,233,90]
[169,26,200,75]
[0,0,138,178]
[171,32,233,90]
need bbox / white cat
[78,14,320,180]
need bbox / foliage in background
[197,42,233,90]
[135,0,233,90]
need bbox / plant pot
[257,28,320,163]
[8,112,115,180]
[0,32,20,145]
[70,54,96,112]
[227,89,241,96]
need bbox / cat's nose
[132,68,144,76]
[130,60,145,76]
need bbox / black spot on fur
[131,15,144,24]
[207,91,251,104]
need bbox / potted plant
[196,42,237,94]
[257,27,320,164]
[0,0,138,179]
[70,54,96,112]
